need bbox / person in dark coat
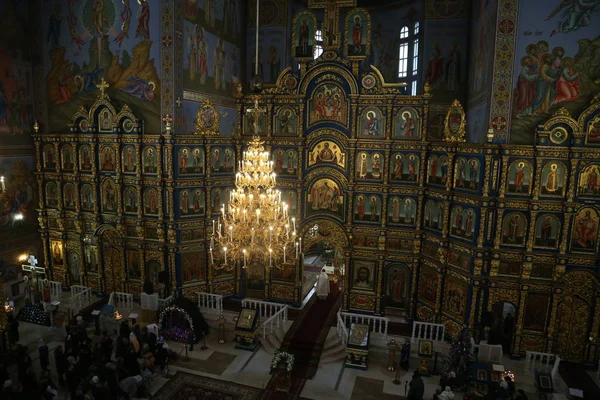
[408,371,425,400]
[38,339,50,371]
[7,314,19,344]
[65,358,79,400]
[54,345,67,386]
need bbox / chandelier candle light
[211,101,300,271]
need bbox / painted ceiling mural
[509,0,600,144]
[42,0,162,133]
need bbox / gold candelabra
[210,98,299,271]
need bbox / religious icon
[181,251,207,282]
[308,83,348,126]
[43,144,57,169]
[570,207,599,252]
[309,141,345,168]
[212,188,222,213]
[102,179,117,212]
[79,145,92,171]
[275,107,297,135]
[577,164,600,197]
[100,147,116,171]
[502,212,527,246]
[99,109,112,132]
[443,277,466,317]
[244,111,265,134]
[345,10,369,58]
[541,162,565,196]
[418,340,433,357]
[51,240,64,266]
[360,107,384,137]
[389,197,401,224]
[427,155,449,185]
[454,157,480,191]
[63,183,75,208]
[385,264,409,309]
[354,194,381,223]
[424,200,444,230]
[419,268,438,305]
[121,146,135,173]
[307,178,344,217]
[127,250,142,280]
[62,144,74,170]
[352,261,375,291]
[179,148,190,174]
[143,147,157,174]
[124,186,138,213]
[498,260,521,275]
[534,214,561,248]
[46,182,59,207]
[394,109,419,138]
[585,118,600,146]
[285,190,297,215]
[144,189,159,215]
[506,160,533,195]
[192,190,204,214]
[523,293,549,330]
[180,190,190,214]
[81,184,94,210]
[68,252,81,282]
[451,206,476,240]
[293,12,315,59]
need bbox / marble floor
[5,318,591,400]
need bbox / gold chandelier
[210,99,300,271]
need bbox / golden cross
[308,0,356,49]
[96,78,109,98]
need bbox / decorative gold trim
[443,100,466,143]
[195,98,220,136]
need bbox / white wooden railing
[261,305,288,338]
[140,293,159,310]
[69,285,91,313]
[114,292,134,311]
[336,312,349,346]
[411,321,445,343]
[197,292,223,315]
[48,281,62,302]
[338,311,389,340]
[525,351,560,380]
[242,299,286,320]
[158,295,174,312]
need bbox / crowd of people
[1,316,171,399]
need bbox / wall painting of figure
[181,251,206,282]
[292,11,316,60]
[454,157,480,191]
[143,188,159,215]
[308,141,345,168]
[123,186,138,214]
[122,146,137,173]
[79,145,92,171]
[274,107,298,135]
[127,250,142,280]
[578,164,600,197]
[506,160,533,195]
[62,144,75,170]
[423,200,445,231]
[352,260,375,291]
[142,147,158,174]
[394,108,419,138]
[534,214,561,249]
[308,83,348,127]
[570,207,599,253]
[102,179,117,212]
[211,147,235,174]
[345,9,370,58]
[384,263,410,310]
[81,184,94,210]
[443,277,467,319]
[306,178,344,218]
[63,183,76,209]
[523,293,550,331]
[100,146,116,171]
[180,189,205,216]
[450,206,476,240]
[390,153,419,182]
[50,239,64,267]
[359,107,384,137]
[501,212,528,246]
[353,194,381,223]
[356,152,383,180]
[540,162,566,197]
[419,267,438,307]
[427,155,449,186]
[43,144,57,170]
[273,149,298,177]
[45,182,59,208]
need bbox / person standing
[316,268,330,300]
[38,339,50,371]
[408,371,425,400]
[54,345,67,386]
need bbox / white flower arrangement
[271,350,295,372]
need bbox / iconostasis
[32,5,600,362]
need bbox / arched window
[314,29,324,59]
[398,22,421,95]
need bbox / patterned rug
[152,371,261,400]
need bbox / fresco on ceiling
[184,0,243,96]
[43,0,161,133]
[0,157,38,242]
[0,1,35,145]
[509,0,600,144]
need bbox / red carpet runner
[261,292,342,400]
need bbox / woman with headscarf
[438,386,455,400]
[129,332,140,355]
